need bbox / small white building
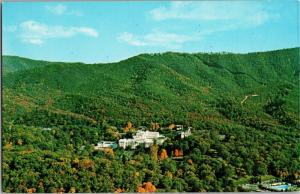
[42,127,52,131]
[180,128,192,139]
[94,141,117,150]
[175,125,183,130]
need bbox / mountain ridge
[3,47,299,71]
[3,47,299,127]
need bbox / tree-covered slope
[2,55,87,74]
[3,48,299,126]
[2,48,300,193]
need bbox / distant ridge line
[3,47,299,64]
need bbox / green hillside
[2,55,87,74]
[2,48,300,192]
[3,48,299,126]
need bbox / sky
[3,0,299,63]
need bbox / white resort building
[94,141,118,150]
[119,130,167,149]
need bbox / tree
[136,187,146,193]
[161,159,177,174]
[27,188,36,193]
[159,149,168,160]
[168,124,175,130]
[144,182,156,192]
[150,144,158,162]
[264,95,295,126]
[124,121,133,132]
[254,161,267,176]
[115,188,124,193]
[174,149,183,157]
[79,159,94,169]
[136,182,156,193]
[69,187,76,193]
[184,174,203,192]
[151,123,160,130]
[172,178,188,192]
[161,173,173,191]
[104,148,115,158]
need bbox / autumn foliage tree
[79,159,94,169]
[103,148,114,157]
[136,182,156,193]
[151,123,160,130]
[168,124,175,130]
[27,188,36,193]
[115,188,125,193]
[159,149,168,160]
[107,126,121,139]
[124,121,133,132]
[174,149,183,157]
[136,187,146,193]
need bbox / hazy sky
[3,0,299,63]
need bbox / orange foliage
[293,172,299,179]
[137,182,156,193]
[179,150,183,156]
[124,121,133,132]
[159,149,168,160]
[103,148,114,157]
[57,187,65,193]
[27,188,36,193]
[187,159,193,165]
[278,170,288,178]
[79,159,94,169]
[136,187,146,193]
[115,188,125,193]
[174,149,183,157]
[144,182,156,192]
[151,123,160,130]
[168,124,175,130]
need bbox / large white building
[119,130,166,149]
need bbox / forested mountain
[2,48,300,192]
[2,55,86,74]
